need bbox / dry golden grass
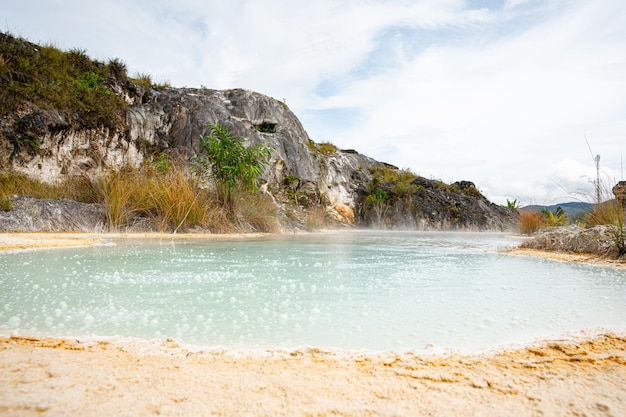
[583,200,620,227]
[305,206,330,231]
[96,165,213,232]
[136,167,210,232]
[0,171,99,205]
[98,170,137,229]
[233,190,281,233]
[518,210,547,235]
[1,157,282,233]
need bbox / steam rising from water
[1,231,625,351]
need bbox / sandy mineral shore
[1,232,625,416]
[508,247,626,269]
[0,333,624,416]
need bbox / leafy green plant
[365,188,390,227]
[14,137,41,153]
[542,207,568,227]
[506,199,520,209]
[196,123,272,211]
[518,207,568,234]
[152,152,170,174]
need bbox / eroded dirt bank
[0,333,625,416]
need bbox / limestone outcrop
[0,34,517,231]
[1,86,517,231]
[2,87,377,218]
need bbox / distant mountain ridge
[520,201,594,220]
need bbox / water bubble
[483,317,496,326]
[83,314,95,326]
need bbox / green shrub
[364,188,390,226]
[196,123,272,211]
[507,199,520,209]
[542,207,567,227]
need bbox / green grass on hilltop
[0,32,137,129]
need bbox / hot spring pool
[1,231,625,352]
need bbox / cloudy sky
[4,0,625,205]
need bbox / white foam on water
[1,231,625,353]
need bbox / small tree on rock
[196,123,272,211]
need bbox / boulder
[0,196,106,232]
[520,225,621,258]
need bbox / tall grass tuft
[583,200,620,227]
[96,162,214,232]
[143,166,209,232]
[305,206,329,231]
[518,211,546,235]
[0,171,98,203]
[582,193,624,257]
[233,190,281,233]
[98,169,137,230]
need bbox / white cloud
[3,0,626,205]
[504,0,531,11]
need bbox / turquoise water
[1,231,625,352]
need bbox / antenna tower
[594,154,601,204]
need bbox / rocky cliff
[0,33,516,232]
